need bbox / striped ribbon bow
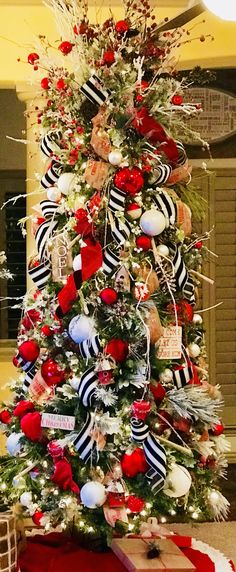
[29,200,60,291]
[73,412,99,463]
[41,131,61,158]
[173,345,193,389]
[80,73,110,106]
[173,245,195,305]
[131,418,166,494]
[153,190,176,228]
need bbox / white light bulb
[192,511,199,520]
[203,0,236,21]
[160,516,167,523]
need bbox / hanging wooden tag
[50,232,73,283]
[157,326,182,359]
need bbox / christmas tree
[0,0,230,548]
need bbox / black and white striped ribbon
[130,418,166,494]
[15,354,35,373]
[111,217,131,246]
[28,260,51,290]
[40,200,59,219]
[173,346,193,389]
[102,246,120,276]
[152,164,172,186]
[175,141,187,166]
[41,131,61,158]
[73,412,98,463]
[35,219,58,261]
[23,364,37,391]
[41,160,62,189]
[80,74,110,106]
[77,366,98,407]
[108,187,126,213]
[79,335,102,359]
[153,190,176,227]
[173,245,195,305]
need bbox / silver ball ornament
[80,481,106,508]
[159,368,173,384]
[140,209,166,236]
[108,150,123,165]
[6,432,23,456]
[70,376,80,391]
[164,464,192,498]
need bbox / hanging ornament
[20,412,43,442]
[121,448,148,478]
[47,440,64,461]
[20,492,33,507]
[100,288,118,305]
[159,369,173,385]
[95,355,116,385]
[108,150,123,165]
[133,282,150,302]
[171,94,183,106]
[80,481,107,508]
[98,370,114,385]
[27,52,39,65]
[72,254,82,271]
[0,410,11,424]
[126,203,142,220]
[114,266,131,292]
[32,511,44,526]
[156,244,169,257]
[68,315,96,343]
[107,491,125,508]
[210,422,224,437]
[114,167,144,196]
[58,41,74,55]
[6,433,23,456]
[194,240,203,249]
[126,495,145,513]
[18,340,40,362]
[57,172,76,195]
[164,464,192,498]
[150,382,166,404]
[136,235,152,251]
[140,210,166,236]
[105,338,129,362]
[188,343,201,358]
[153,410,173,435]
[13,400,35,418]
[47,186,61,202]
[193,313,203,325]
[131,401,151,421]
[41,358,66,386]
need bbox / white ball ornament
[159,368,173,384]
[68,315,96,344]
[6,432,23,456]
[72,254,82,272]
[57,172,76,195]
[47,186,61,202]
[70,376,80,391]
[188,343,201,358]
[164,464,192,498]
[193,313,203,325]
[108,150,123,166]
[80,481,107,509]
[127,204,142,220]
[140,210,166,236]
[20,491,33,507]
[156,244,169,257]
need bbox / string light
[39,478,45,486]
[79,520,85,527]
[169,509,177,516]
[140,510,147,517]
[146,502,152,509]
[0,483,7,491]
[128,523,135,531]
[191,511,199,520]
[53,489,59,496]
[88,526,94,532]
[160,516,167,523]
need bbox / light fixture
[203,0,236,21]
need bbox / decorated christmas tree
[0,0,230,548]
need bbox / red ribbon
[51,458,80,495]
[132,106,179,163]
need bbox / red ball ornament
[121,448,148,478]
[18,340,40,362]
[28,52,39,65]
[41,325,54,337]
[136,94,144,103]
[115,20,129,34]
[100,288,118,305]
[171,94,183,106]
[114,167,144,196]
[194,240,203,249]
[107,491,125,508]
[103,51,115,66]
[150,382,166,404]
[173,417,192,433]
[41,77,50,90]
[58,41,74,55]
[32,510,44,526]
[74,208,92,237]
[211,422,224,437]
[98,370,114,385]
[0,410,12,424]
[20,412,43,442]
[41,359,65,386]
[22,309,41,330]
[136,235,152,251]
[47,440,64,461]
[154,410,172,435]
[131,401,151,421]
[13,400,35,418]
[126,495,145,513]
[105,339,129,363]
[56,78,67,91]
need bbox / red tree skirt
[18,532,235,572]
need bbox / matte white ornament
[47,186,61,202]
[20,491,33,507]
[164,464,192,498]
[108,150,123,166]
[159,368,173,384]
[80,481,106,508]
[188,342,201,358]
[127,205,142,220]
[156,244,169,257]
[193,313,203,325]
[68,315,96,344]
[72,254,82,272]
[57,172,76,195]
[140,210,166,236]
[6,432,23,456]
[70,376,80,391]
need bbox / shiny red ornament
[41,359,65,386]
[131,400,151,421]
[211,422,224,437]
[150,382,166,404]
[18,340,40,362]
[56,78,67,91]
[194,240,203,249]
[74,208,92,237]
[97,370,114,385]
[173,417,192,433]
[20,412,43,442]
[114,167,144,196]
[0,410,12,424]
[100,288,118,305]
[115,20,129,34]
[41,77,50,90]
[107,491,125,508]
[47,440,64,461]
[105,339,129,363]
[126,495,145,513]
[22,309,41,330]
[32,510,44,526]
[27,52,39,65]
[136,235,152,251]
[58,41,74,55]
[136,94,144,103]
[41,325,54,337]
[13,400,35,418]
[172,94,183,106]
[121,448,148,478]
[103,51,115,66]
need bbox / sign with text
[157,326,182,359]
[41,413,75,431]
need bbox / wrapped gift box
[111,538,196,572]
[0,512,17,572]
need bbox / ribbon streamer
[73,412,98,463]
[23,364,37,391]
[175,141,187,166]
[153,190,176,227]
[80,73,110,106]
[173,345,193,389]
[79,335,102,359]
[41,131,61,158]
[102,246,120,276]
[40,200,59,219]
[41,160,62,189]
[15,353,37,392]
[110,216,131,246]
[108,187,126,213]
[35,219,58,261]
[152,164,172,186]
[130,418,166,494]
[172,245,195,305]
[77,366,98,407]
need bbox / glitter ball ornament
[58,41,74,55]
[47,187,61,202]
[68,315,96,343]
[57,172,76,195]
[126,495,145,513]
[210,422,224,437]
[159,369,173,384]
[126,203,142,220]
[100,288,118,305]
[80,481,106,508]
[105,338,129,362]
[72,254,82,271]
[164,464,192,498]
[41,358,66,386]
[136,235,152,251]
[188,343,201,358]
[27,52,39,65]
[156,244,169,257]
[6,432,23,456]
[108,150,123,165]
[18,340,40,362]
[114,167,144,196]
[140,210,166,236]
